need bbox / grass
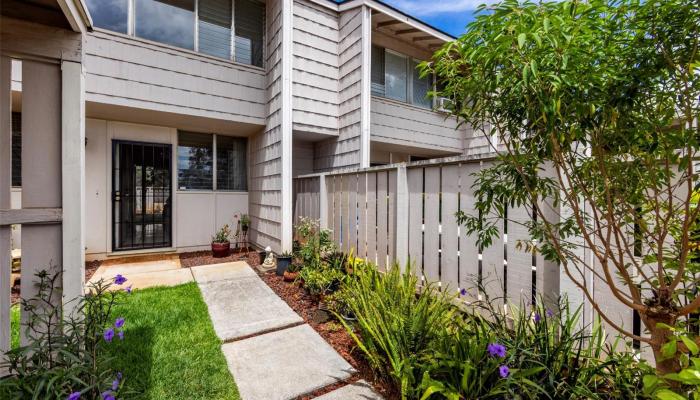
[10,283,239,400]
[106,283,240,399]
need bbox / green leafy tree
[423,0,699,375]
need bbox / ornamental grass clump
[339,262,457,398]
[0,270,132,399]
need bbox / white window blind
[412,59,432,108]
[371,45,385,96]
[235,0,265,67]
[198,0,232,59]
[385,50,407,102]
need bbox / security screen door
[112,141,172,251]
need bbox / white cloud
[385,0,500,16]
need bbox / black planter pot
[276,256,292,276]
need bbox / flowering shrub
[340,262,651,399]
[0,270,132,399]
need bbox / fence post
[319,174,328,230]
[0,56,11,361]
[395,164,409,270]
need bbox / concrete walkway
[90,258,383,399]
[196,262,383,400]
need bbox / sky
[378,0,496,37]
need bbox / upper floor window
[86,0,265,67]
[371,45,433,109]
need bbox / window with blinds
[85,0,265,66]
[198,0,232,59]
[235,0,265,67]
[371,45,385,96]
[371,45,435,109]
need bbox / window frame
[371,45,436,110]
[106,0,265,67]
[177,131,248,192]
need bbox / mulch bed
[179,248,262,268]
[259,271,399,400]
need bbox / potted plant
[283,262,301,282]
[211,224,231,258]
[276,251,293,276]
[239,214,250,232]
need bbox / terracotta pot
[211,241,231,258]
[283,270,299,282]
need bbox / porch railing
[293,155,561,308]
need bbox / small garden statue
[261,246,275,270]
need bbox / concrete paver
[197,268,303,341]
[221,324,356,400]
[314,380,384,400]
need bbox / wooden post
[0,55,12,358]
[319,174,328,230]
[395,165,409,271]
[61,60,85,315]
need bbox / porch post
[0,56,12,357]
[279,0,294,252]
[61,60,85,312]
[394,164,409,270]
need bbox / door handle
[113,191,121,201]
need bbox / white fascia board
[354,0,453,43]
[300,0,453,44]
[56,0,93,33]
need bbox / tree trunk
[646,311,681,377]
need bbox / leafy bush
[1,270,131,399]
[294,217,335,268]
[299,266,344,297]
[340,262,651,399]
[340,263,456,398]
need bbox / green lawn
[105,283,240,399]
[7,283,237,399]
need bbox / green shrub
[340,263,456,398]
[294,217,334,268]
[300,266,344,297]
[1,270,129,399]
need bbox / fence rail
[293,156,560,308]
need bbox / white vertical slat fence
[293,156,561,307]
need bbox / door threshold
[106,247,177,258]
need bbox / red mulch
[179,248,262,268]
[259,271,399,400]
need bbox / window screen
[178,131,213,190]
[371,45,385,96]
[235,0,265,67]
[216,136,248,191]
[11,112,21,187]
[86,0,128,33]
[412,59,432,108]
[135,0,195,50]
[385,51,407,102]
[198,0,232,59]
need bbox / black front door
[112,141,172,251]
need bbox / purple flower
[103,328,115,343]
[499,365,510,378]
[534,313,542,323]
[67,392,81,400]
[117,372,123,380]
[101,392,115,400]
[114,274,127,285]
[487,343,507,358]
[115,317,125,328]
[112,379,119,391]
[124,285,132,294]
[118,331,124,341]
[459,288,467,296]
[546,309,554,318]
